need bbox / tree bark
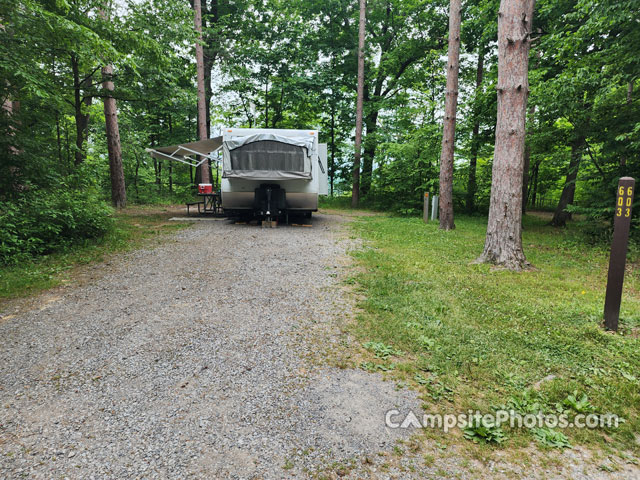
[551,137,583,227]
[476,0,536,270]
[194,0,210,183]
[352,0,366,208]
[98,5,126,208]
[201,0,219,138]
[101,63,127,208]
[438,0,462,230]
[466,43,485,213]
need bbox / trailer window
[229,140,306,171]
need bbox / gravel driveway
[0,213,422,479]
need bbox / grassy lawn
[346,213,640,457]
[0,206,190,303]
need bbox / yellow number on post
[617,208,622,217]
[626,208,631,217]
[619,186,625,196]
[627,197,632,207]
[618,197,623,206]
[628,187,633,196]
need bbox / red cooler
[198,183,213,194]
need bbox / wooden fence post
[423,192,430,223]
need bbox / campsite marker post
[423,192,430,223]
[604,177,635,331]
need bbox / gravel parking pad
[0,213,422,479]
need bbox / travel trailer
[220,128,328,219]
[147,128,328,221]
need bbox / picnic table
[187,192,222,215]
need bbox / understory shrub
[0,189,114,264]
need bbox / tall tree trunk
[194,0,210,183]
[199,0,218,138]
[98,2,127,210]
[551,137,583,227]
[100,32,127,208]
[438,0,462,230]
[476,0,536,270]
[466,43,485,213]
[352,0,366,208]
[101,62,126,208]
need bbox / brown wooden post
[423,192,430,223]
[604,177,635,331]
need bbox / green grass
[0,206,190,302]
[347,213,640,454]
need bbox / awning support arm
[145,145,222,168]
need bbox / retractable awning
[146,136,223,168]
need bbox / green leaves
[532,427,572,449]
[363,341,404,359]
[0,189,114,265]
[561,390,595,414]
[463,417,506,444]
